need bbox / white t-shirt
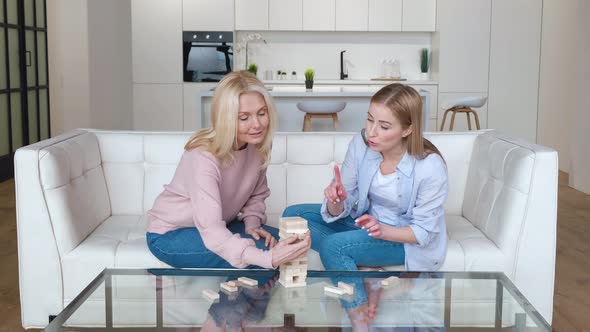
[368,169,404,227]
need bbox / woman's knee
[282,204,313,217]
[319,234,346,261]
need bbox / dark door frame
[0,0,50,182]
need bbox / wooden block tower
[278,216,309,288]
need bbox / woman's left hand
[355,215,385,240]
[247,227,278,248]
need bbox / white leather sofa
[15,129,557,328]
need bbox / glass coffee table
[45,269,552,331]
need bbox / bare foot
[363,278,382,321]
[347,303,370,332]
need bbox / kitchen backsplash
[235,31,431,81]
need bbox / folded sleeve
[409,155,449,248]
[241,167,271,232]
[188,152,273,269]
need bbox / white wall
[236,31,431,80]
[88,0,133,130]
[487,0,542,144]
[569,0,590,194]
[48,0,132,136]
[537,0,590,194]
[537,0,576,172]
[47,0,91,135]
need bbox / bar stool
[296,101,347,132]
[440,96,487,131]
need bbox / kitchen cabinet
[488,0,542,143]
[183,83,217,131]
[410,84,438,131]
[182,0,234,31]
[368,0,402,31]
[435,0,491,93]
[133,84,183,130]
[269,0,303,31]
[438,93,488,131]
[336,0,368,31]
[303,0,335,31]
[402,0,436,32]
[235,0,269,30]
[131,0,182,84]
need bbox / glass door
[0,0,49,182]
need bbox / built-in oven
[182,31,233,82]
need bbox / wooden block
[279,279,307,288]
[279,217,308,233]
[280,227,308,234]
[238,277,258,287]
[220,282,238,293]
[324,285,346,296]
[280,216,307,223]
[202,289,220,301]
[381,276,399,287]
[338,281,354,295]
[226,280,239,287]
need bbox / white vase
[419,72,430,81]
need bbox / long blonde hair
[370,83,443,160]
[184,71,277,166]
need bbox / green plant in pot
[305,68,315,90]
[247,63,258,76]
[420,48,430,80]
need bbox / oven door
[183,31,233,82]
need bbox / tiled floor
[0,172,588,331]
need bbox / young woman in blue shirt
[282,83,449,321]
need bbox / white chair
[296,101,346,131]
[440,96,487,131]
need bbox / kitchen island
[198,86,433,132]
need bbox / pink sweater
[147,144,273,269]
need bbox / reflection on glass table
[45,269,552,331]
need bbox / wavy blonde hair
[370,83,443,160]
[184,71,277,166]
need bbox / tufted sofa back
[90,131,480,226]
[29,130,490,255]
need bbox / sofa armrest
[488,131,558,324]
[512,145,558,325]
[15,130,87,328]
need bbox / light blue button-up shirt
[320,133,449,271]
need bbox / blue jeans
[282,203,405,309]
[146,220,279,269]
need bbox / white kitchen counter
[198,85,431,97]
[198,86,433,132]
[262,79,438,85]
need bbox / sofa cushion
[462,134,535,274]
[62,215,169,301]
[39,133,111,256]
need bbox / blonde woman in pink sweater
[146,71,310,269]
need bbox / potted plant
[420,48,430,80]
[305,68,314,90]
[247,63,258,76]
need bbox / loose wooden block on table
[338,281,354,295]
[202,289,220,301]
[324,285,346,296]
[220,282,239,293]
[238,276,258,287]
